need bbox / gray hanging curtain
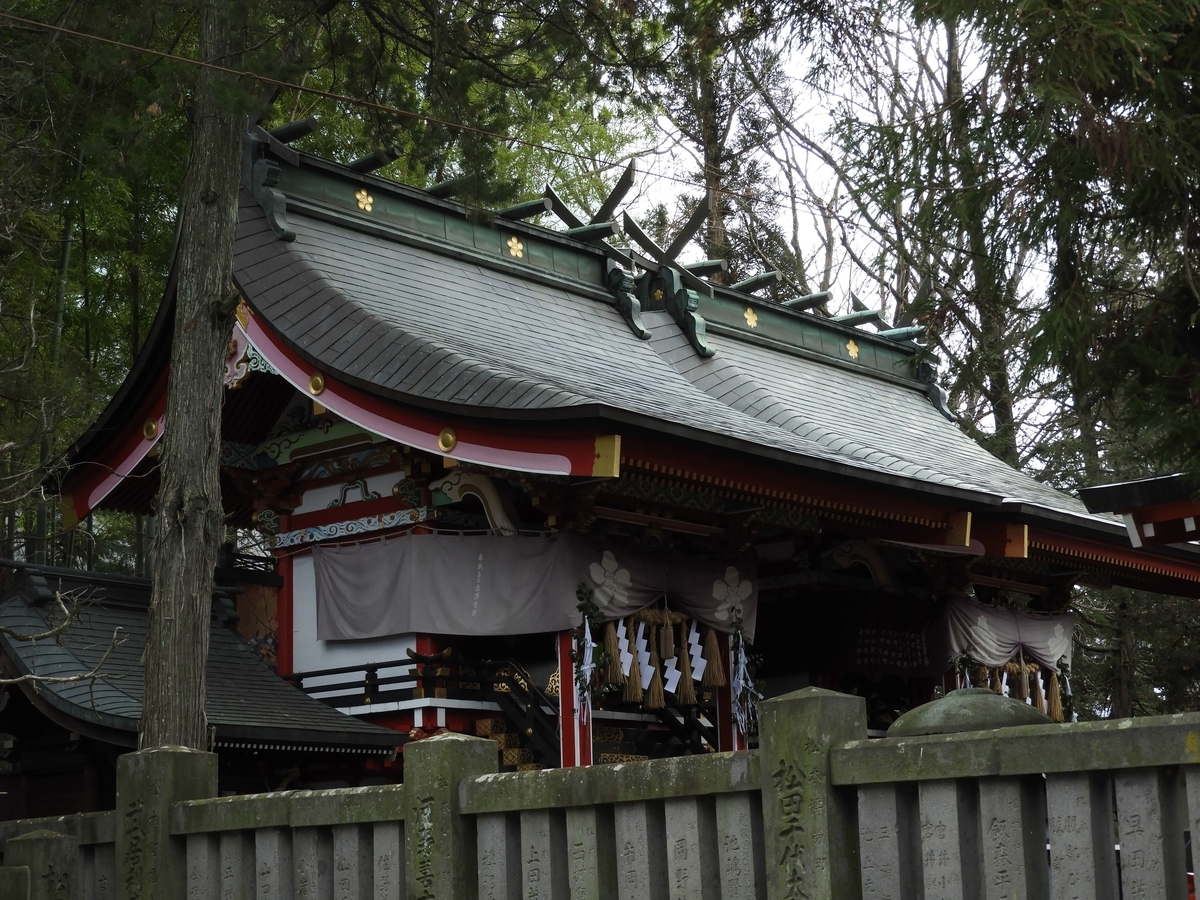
[314,532,758,641]
[937,596,1074,670]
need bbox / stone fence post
[4,829,77,900]
[405,732,498,900]
[758,686,868,900]
[116,746,218,900]
[0,865,31,899]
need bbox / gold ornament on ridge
[506,236,524,258]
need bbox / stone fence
[1,687,1199,899]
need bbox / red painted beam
[240,304,619,478]
[619,434,955,534]
[59,368,169,528]
[1029,527,1200,592]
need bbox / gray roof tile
[231,197,1099,522]
[0,571,399,750]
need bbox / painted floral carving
[589,550,631,609]
[713,567,752,621]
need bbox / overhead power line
[0,10,1094,287]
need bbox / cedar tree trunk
[140,1,243,749]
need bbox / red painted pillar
[558,631,592,767]
[274,514,293,676]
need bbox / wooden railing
[4,689,1200,899]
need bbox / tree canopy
[3,0,1200,721]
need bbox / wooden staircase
[476,717,545,771]
[589,721,718,763]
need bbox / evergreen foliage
[3,0,1200,723]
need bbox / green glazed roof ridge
[272,146,937,378]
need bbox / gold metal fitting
[308,373,326,395]
[142,419,159,440]
[437,427,457,453]
[234,299,250,331]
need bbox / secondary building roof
[0,564,399,754]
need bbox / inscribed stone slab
[614,801,668,900]
[477,812,520,900]
[520,808,568,900]
[664,796,719,900]
[1046,772,1118,900]
[714,792,765,900]
[255,826,293,900]
[1112,768,1187,900]
[565,805,616,900]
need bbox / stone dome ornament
[886,687,1052,737]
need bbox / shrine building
[23,121,1200,785]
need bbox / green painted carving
[391,478,421,507]
[257,421,382,465]
[605,260,650,339]
[295,446,395,482]
[327,478,383,508]
[636,267,713,357]
[251,159,295,242]
[220,441,268,469]
[253,509,280,535]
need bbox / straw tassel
[623,635,643,704]
[702,629,727,688]
[623,667,644,704]
[1047,671,1063,723]
[660,620,675,660]
[645,645,665,710]
[603,621,624,685]
[1033,668,1047,713]
[676,622,697,706]
[990,668,1003,694]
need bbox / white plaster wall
[291,552,415,688]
